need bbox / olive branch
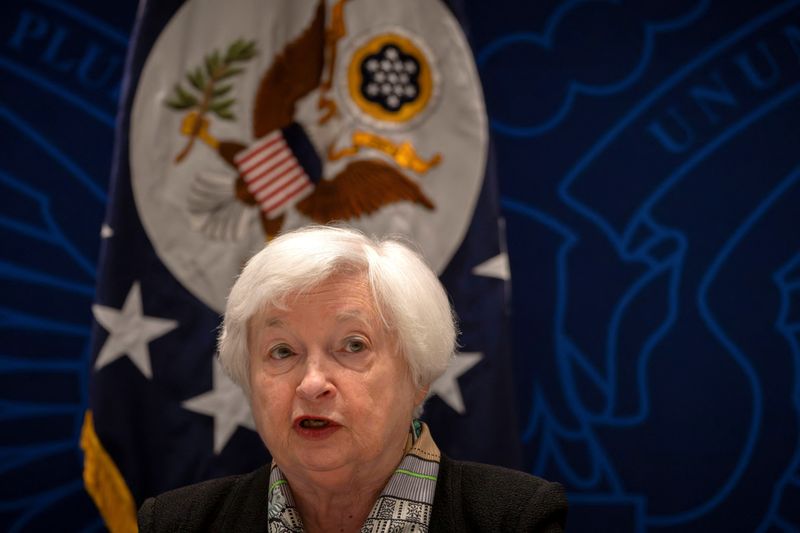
[167,38,257,163]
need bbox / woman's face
[247,273,425,481]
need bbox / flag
[83,0,522,528]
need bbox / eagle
[208,0,435,239]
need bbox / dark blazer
[138,455,567,532]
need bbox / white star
[428,352,483,414]
[100,224,114,238]
[182,359,256,454]
[92,282,178,378]
[472,253,510,280]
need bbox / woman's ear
[415,385,430,406]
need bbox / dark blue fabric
[281,122,322,183]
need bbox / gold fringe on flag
[80,410,138,533]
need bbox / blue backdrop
[2,0,799,531]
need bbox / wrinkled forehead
[246,271,392,333]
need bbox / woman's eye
[269,344,294,360]
[344,338,367,353]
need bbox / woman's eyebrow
[335,310,371,325]
[262,316,285,328]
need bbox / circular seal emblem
[346,32,436,125]
[130,0,487,313]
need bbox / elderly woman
[138,225,567,532]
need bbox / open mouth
[299,418,330,429]
[296,416,340,431]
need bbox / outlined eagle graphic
[175,1,437,240]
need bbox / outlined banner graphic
[475,0,800,531]
[0,0,136,530]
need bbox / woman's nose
[295,353,335,401]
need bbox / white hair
[217,225,457,404]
